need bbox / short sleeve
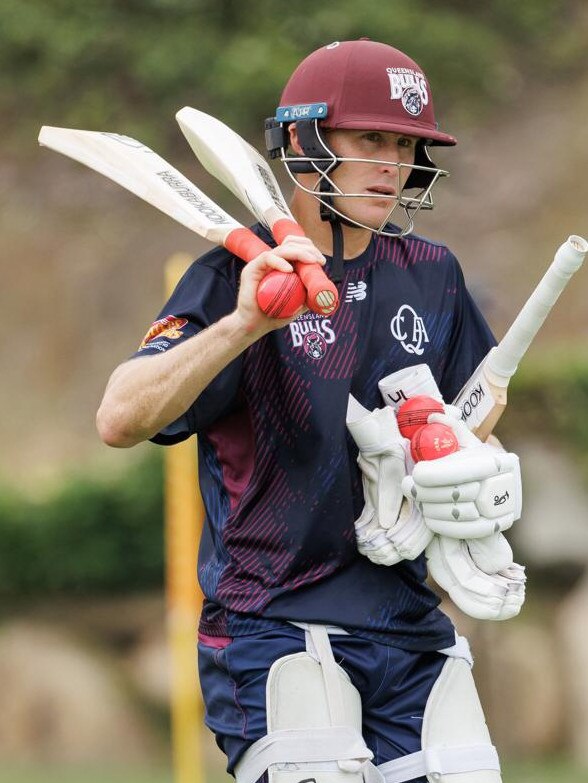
[132,249,243,443]
[439,256,496,403]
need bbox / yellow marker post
[164,252,205,783]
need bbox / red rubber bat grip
[224,227,271,261]
[272,218,306,242]
[272,218,339,316]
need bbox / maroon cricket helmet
[279,39,456,147]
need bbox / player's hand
[236,239,324,335]
[401,412,522,539]
[275,234,327,266]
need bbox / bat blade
[453,234,588,439]
[175,107,291,228]
[38,126,241,246]
[38,124,296,306]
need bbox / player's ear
[288,123,304,155]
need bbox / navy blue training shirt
[134,224,496,651]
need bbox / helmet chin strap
[318,178,349,284]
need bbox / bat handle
[224,227,272,262]
[486,234,588,384]
[272,218,340,317]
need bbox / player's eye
[362,131,384,143]
[398,137,414,149]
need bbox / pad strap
[378,743,500,783]
[235,726,372,783]
[235,624,375,783]
[305,625,346,726]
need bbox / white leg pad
[378,657,501,783]
[235,625,381,783]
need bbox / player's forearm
[96,311,263,447]
[97,247,316,447]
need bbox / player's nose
[377,145,402,169]
[377,155,402,182]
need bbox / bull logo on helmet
[386,67,429,118]
[401,87,423,117]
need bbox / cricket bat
[38,126,305,317]
[175,106,339,316]
[453,234,588,439]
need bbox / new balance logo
[345,281,367,302]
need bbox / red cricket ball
[411,422,459,463]
[397,395,444,439]
[256,271,306,318]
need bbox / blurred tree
[1,0,586,151]
[0,361,586,599]
[0,449,164,599]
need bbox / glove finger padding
[347,401,431,564]
[402,447,522,539]
[426,536,526,621]
[408,446,516,487]
[403,481,481,504]
[355,498,433,565]
[387,498,433,560]
[357,449,405,530]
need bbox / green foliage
[502,755,588,783]
[0,450,164,599]
[0,756,587,783]
[0,360,586,600]
[3,0,587,150]
[501,355,588,476]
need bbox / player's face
[324,129,417,229]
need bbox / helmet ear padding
[404,142,438,190]
[283,120,338,174]
[264,117,289,160]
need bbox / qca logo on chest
[390,304,429,355]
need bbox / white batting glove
[347,397,432,565]
[426,536,526,621]
[376,366,525,620]
[467,532,514,573]
[401,412,522,540]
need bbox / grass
[0,757,587,783]
[0,767,174,783]
[503,756,588,783]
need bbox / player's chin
[355,201,396,229]
[365,192,397,211]
[332,197,393,230]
